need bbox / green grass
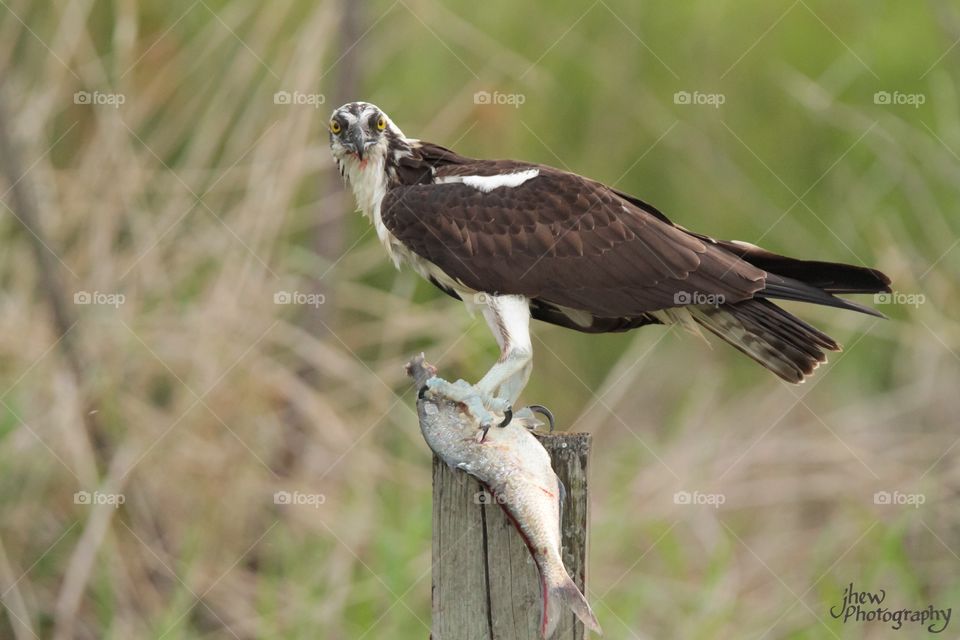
[0,0,958,637]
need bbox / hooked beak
[345,127,366,161]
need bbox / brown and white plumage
[329,101,890,421]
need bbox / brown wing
[381,163,766,316]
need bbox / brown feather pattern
[376,140,891,382]
[382,158,765,316]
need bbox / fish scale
[409,357,602,639]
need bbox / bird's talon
[498,407,513,428]
[476,424,491,443]
[528,404,555,432]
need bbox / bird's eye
[376,116,386,131]
[330,120,341,134]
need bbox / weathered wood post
[431,433,592,639]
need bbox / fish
[407,355,602,639]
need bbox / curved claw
[476,423,491,443]
[527,404,555,433]
[418,384,431,400]
[497,407,513,429]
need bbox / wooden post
[431,432,592,640]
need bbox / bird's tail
[701,237,892,296]
[540,567,602,638]
[678,237,892,382]
[689,298,842,383]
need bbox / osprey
[329,101,891,430]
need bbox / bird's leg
[424,294,533,433]
[473,345,532,409]
[473,294,533,428]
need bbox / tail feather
[682,233,891,313]
[542,571,602,638]
[690,299,841,383]
[656,233,890,382]
[741,300,837,352]
[706,237,892,294]
[761,273,887,318]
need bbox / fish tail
[541,568,603,638]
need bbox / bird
[328,101,891,431]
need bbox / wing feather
[381,163,765,315]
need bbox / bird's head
[328,101,406,168]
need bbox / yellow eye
[330,120,341,134]
[376,117,386,131]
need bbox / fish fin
[541,572,602,638]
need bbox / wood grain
[431,433,592,640]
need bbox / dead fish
[408,356,602,639]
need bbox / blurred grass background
[0,0,958,638]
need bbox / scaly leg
[425,294,533,432]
